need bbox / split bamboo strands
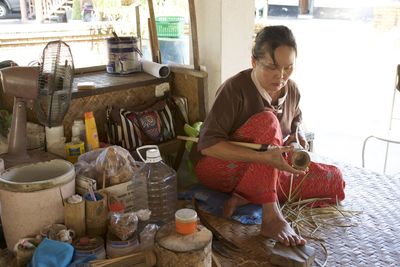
[278,173,361,267]
[279,174,361,243]
[89,250,156,267]
[177,135,268,150]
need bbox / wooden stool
[154,222,212,267]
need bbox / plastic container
[73,236,106,261]
[175,208,197,235]
[45,125,64,147]
[72,119,86,143]
[45,125,66,157]
[0,159,75,250]
[65,137,85,164]
[106,232,139,258]
[84,112,99,151]
[155,16,184,38]
[134,145,177,224]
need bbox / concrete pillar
[34,0,43,22]
[195,0,254,111]
[19,0,28,21]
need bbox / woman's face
[252,45,296,93]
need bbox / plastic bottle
[65,136,85,163]
[72,119,86,143]
[84,112,99,151]
[134,145,177,224]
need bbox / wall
[196,0,254,111]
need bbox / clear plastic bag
[138,223,159,250]
[109,212,138,241]
[75,146,141,188]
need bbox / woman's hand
[202,141,306,175]
[263,146,306,175]
[284,135,309,151]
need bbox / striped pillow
[106,96,186,151]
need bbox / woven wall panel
[1,70,206,146]
[172,72,206,123]
[64,85,157,141]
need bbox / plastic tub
[175,208,197,235]
[0,159,75,250]
[106,232,139,258]
[73,236,106,261]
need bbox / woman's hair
[252,25,297,62]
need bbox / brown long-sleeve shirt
[197,68,302,151]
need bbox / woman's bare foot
[261,202,306,246]
[222,193,249,218]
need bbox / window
[0,0,190,69]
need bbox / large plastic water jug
[135,145,177,224]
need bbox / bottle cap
[73,119,84,125]
[71,136,81,143]
[84,112,94,119]
[109,202,125,213]
[146,148,162,163]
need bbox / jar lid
[175,208,197,222]
[71,136,81,143]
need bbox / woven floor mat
[201,156,400,267]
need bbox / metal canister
[106,37,142,75]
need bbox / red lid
[109,202,125,213]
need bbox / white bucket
[0,159,75,250]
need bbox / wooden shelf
[72,71,171,99]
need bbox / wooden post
[147,0,161,63]
[34,0,43,22]
[299,0,309,15]
[188,0,200,70]
[135,6,142,50]
[148,18,157,63]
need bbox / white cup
[45,125,64,147]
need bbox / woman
[194,25,345,247]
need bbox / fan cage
[36,40,75,128]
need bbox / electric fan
[0,41,74,169]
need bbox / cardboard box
[102,177,148,213]
[76,175,97,196]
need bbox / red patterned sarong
[194,111,345,204]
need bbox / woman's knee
[249,111,280,127]
[236,111,282,144]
